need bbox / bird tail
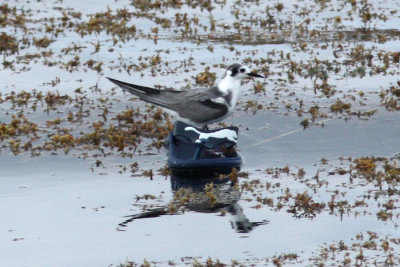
[106,77,181,110]
[107,77,161,95]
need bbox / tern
[107,63,264,128]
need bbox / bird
[107,63,264,128]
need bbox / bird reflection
[118,172,268,233]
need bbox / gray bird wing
[107,77,228,124]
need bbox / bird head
[225,63,264,80]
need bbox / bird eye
[240,68,246,73]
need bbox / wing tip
[106,77,117,83]
[106,77,126,89]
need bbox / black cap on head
[227,63,264,78]
[227,63,244,77]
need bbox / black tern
[107,63,264,127]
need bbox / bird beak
[247,72,264,78]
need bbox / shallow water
[1,0,400,266]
